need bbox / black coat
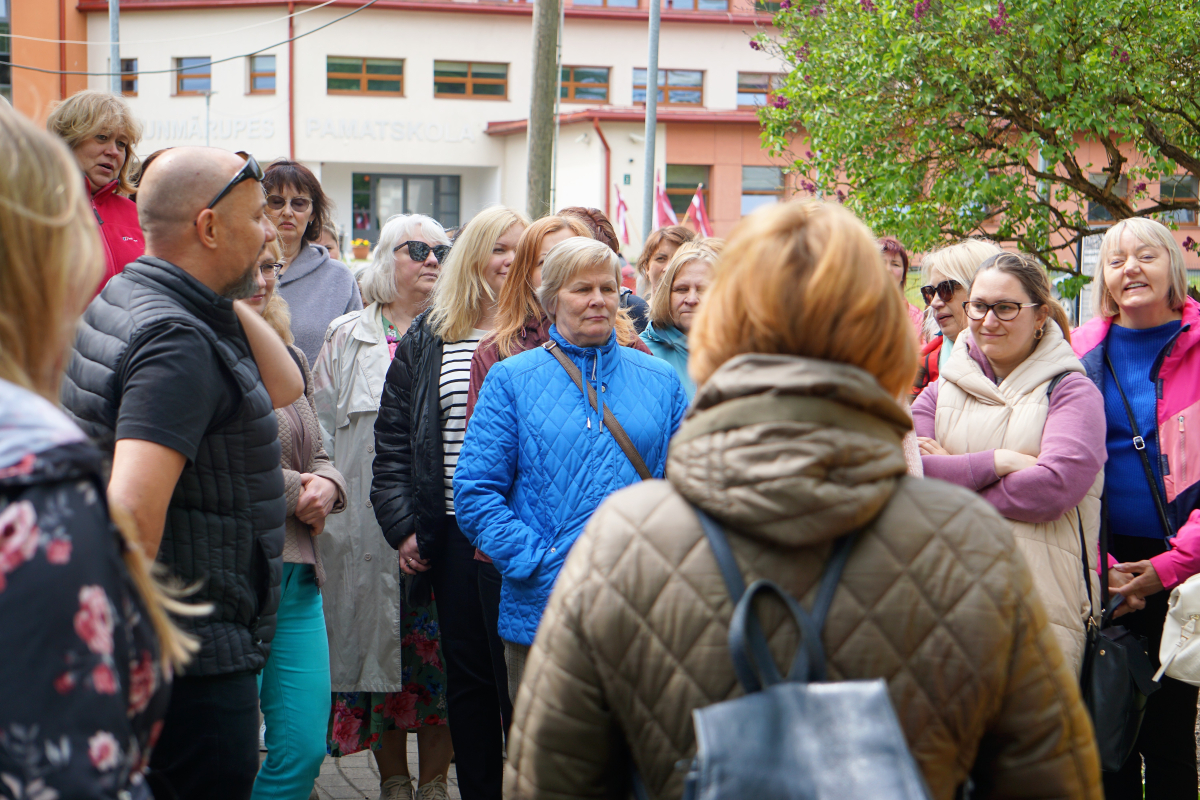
[371,311,449,603]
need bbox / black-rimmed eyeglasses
[394,241,451,264]
[963,300,1041,321]
[202,152,263,212]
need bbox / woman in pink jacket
[1072,217,1200,798]
[47,90,144,293]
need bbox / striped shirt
[441,331,486,514]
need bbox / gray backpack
[663,507,932,800]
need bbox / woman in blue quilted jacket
[454,237,689,701]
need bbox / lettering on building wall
[305,118,476,144]
[142,118,277,141]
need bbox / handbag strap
[543,340,652,481]
[694,505,857,691]
[1104,352,1173,538]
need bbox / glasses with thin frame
[259,262,283,279]
[920,279,960,306]
[963,300,1041,321]
[394,240,451,264]
[266,195,313,213]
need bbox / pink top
[911,342,1106,524]
[907,302,927,347]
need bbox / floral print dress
[0,380,170,800]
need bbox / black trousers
[428,518,512,800]
[147,670,260,800]
[1103,535,1199,799]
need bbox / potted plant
[351,238,371,261]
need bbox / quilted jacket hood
[668,354,912,548]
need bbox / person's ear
[195,209,220,251]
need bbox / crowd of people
[3,87,1200,800]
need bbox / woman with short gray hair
[454,237,689,699]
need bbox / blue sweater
[1104,321,1181,538]
[453,326,688,644]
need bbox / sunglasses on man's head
[394,241,451,264]
[202,152,262,213]
[267,195,312,213]
[920,279,961,306]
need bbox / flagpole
[641,0,662,245]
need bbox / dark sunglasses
[394,240,451,263]
[267,195,312,213]
[202,152,263,213]
[920,279,961,305]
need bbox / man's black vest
[62,257,284,676]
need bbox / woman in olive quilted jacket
[503,201,1102,800]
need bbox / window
[326,57,404,96]
[633,68,703,107]
[755,0,781,10]
[434,61,508,100]
[249,55,276,94]
[0,12,10,106]
[572,0,638,7]
[1087,173,1128,223]
[666,164,710,217]
[1161,175,1198,225]
[663,0,729,8]
[561,66,609,103]
[119,58,138,96]
[175,57,211,95]
[737,72,781,108]
[742,166,784,215]
[352,172,462,241]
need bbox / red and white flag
[688,184,714,237]
[614,185,631,244]
[654,171,678,230]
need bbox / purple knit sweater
[911,343,1107,524]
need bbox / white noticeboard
[1077,234,1103,326]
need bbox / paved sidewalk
[312,740,461,800]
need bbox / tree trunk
[526,0,559,220]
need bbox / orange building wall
[665,121,802,237]
[12,0,88,125]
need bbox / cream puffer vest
[935,324,1101,674]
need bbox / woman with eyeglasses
[245,239,347,800]
[1071,218,1200,798]
[312,214,456,800]
[370,206,529,800]
[912,252,1106,675]
[264,159,363,365]
[910,238,1004,401]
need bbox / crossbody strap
[1104,352,1173,538]
[543,341,652,481]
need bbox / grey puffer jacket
[505,354,1101,800]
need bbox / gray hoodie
[277,243,363,364]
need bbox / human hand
[309,515,325,536]
[295,474,337,526]
[1110,560,1164,618]
[917,437,949,456]
[399,534,430,575]
[994,449,1039,477]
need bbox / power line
[0,0,382,77]
[3,0,340,46]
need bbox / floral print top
[0,380,170,800]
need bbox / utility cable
[3,0,340,46]
[0,0,382,76]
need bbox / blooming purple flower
[836,189,846,203]
[795,44,811,62]
[805,150,814,159]
[913,0,930,20]
[771,95,790,109]
[1183,236,1198,252]
[801,179,818,194]
[779,0,790,8]
[1111,46,1130,63]
[987,0,1008,32]
[860,0,876,9]
[808,0,825,16]
[750,40,761,50]
[1134,181,1147,194]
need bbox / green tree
[755,0,1200,292]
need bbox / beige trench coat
[312,303,403,692]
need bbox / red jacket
[910,334,942,402]
[91,180,145,294]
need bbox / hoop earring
[1034,326,1045,340]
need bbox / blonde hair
[537,238,623,323]
[0,106,199,671]
[919,237,1005,338]
[649,239,723,329]
[689,201,917,397]
[359,214,451,306]
[1093,217,1189,318]
[0,107,103,397]
[973,252,1072,343]
[46,90,143,196]
[429,206,530,342]
[489,215,591,358]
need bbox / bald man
[61,147,303,800]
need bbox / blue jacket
[640,321,695,400]
[454,325,688,645]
